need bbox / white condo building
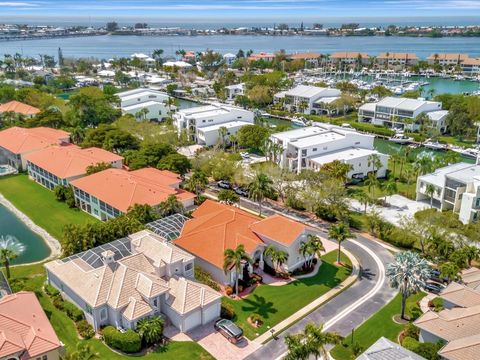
[270,124,388,177]
[117,88,170,121]
[274,85,341,115]
[173,103,254,146]
[358,97,447,132]
[416,162,480,224]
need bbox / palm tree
[299,234,325,269]
[383,179,398,203]
[223,244,252,297]
[136,316,164,345]
[229,134,238,152]
[218,126,228,149]
[390,151,402,178]
[367,153,382,174]
[386,251,430,320]
[425,183,437,208]
[248,173,273,216]
[0,235,25,279]
[152,48,164,67]
[157,194,184,217]
[320,160,353,184]
[62,342,100,360]
[440,262,460,283]
[364,172,379,198]
[328,223,352,264]
[355,191,371,214]
[185,169,208,195]
[285,334,309,360]
[264,245,289,273]
[463,246,480,267]
[163,97,178,116]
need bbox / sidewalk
[253,248,360,344]
[420,293,436,313]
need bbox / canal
[0,204,51,264]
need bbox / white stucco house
[274,85,341,115]
[45,229,221,333]
[117,88,171,121]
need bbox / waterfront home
[330,51,369,65]
[358,96,446,132]
[377,52,419,67]
[357,337,425,360]
[426,53,469,66]
[416,162,480,224]
[70,168,195,221]
[45,229,221,332]
[173,103,254,146]
[288,52,321,66]
[0,126,70,170]
[163,61,193,71]
[247,52,275,62]
[270,125,388,177]
[274,85,341,115]
[223,52,237,66]
[25,144,123,190]
[0,100,40,118]
[225,83,245,100]
[174,200,314,285]
[0,291,63,360]
[462,57,480,75]
[117,88,170,121]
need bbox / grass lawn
[330,291,426,360]
[0,174,95,239]
[224,251,352,340]
[6,264,214,360]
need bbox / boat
[423,140,448,151]
[291,118,306,127]
[461,148,480,159]
[388,133,414,144]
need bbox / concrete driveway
[165,323,261,360]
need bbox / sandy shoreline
[0,193,61,262]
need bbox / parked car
[217,180,231,189]
[424,283,443,294]
[429,270,448,284]
[234,186,249,197]
[214,319,244,344]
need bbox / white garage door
[202,302,220,325]
[183,310,202,332]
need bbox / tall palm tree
[223,244,252,297]
[425,183,437,208]
[285,334,309,360]
[386,251,430,320]
[328,223,352,264]
[0,235,25,279]
[136,316,164,345]
[218,126,228,149]
[364,172,379,198]
[299,234,325,269]
[463,246,480,267]
[264,245,289,273]
[367,153,382,174]
[248,173,273,216]
[355,191,371,214]
[383,179,398,203]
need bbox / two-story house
[274,85,341,115]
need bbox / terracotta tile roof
[463,58,480,66]
[166,277,221,315]
[288,52,321,60]
[250,214,306,246]
[427,53,469,61]
[0,126,70,155]
[174,200,307,270]
[25,144,123,179]
[0,101,40,116]
[330,51,369,59]
[439,333,480,360]
[440,282,480,308]
[70,168,195,213]
[378,52,419,60]
[0,292,61,358]
[415,305,480,342]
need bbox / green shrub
[402,336,419,351]
[52,296,64,310]
[63,301,85,321]
[403,323,419,340]
[407,303,423,321]
[402,336,443,360]
[220,299,236,320]
[103,326,141,353]
[76,319,95,339]
[285,195,306,211]
[44,284,60,297]
[431,297,444,312]
[350,122,395,137]
[194,266,221,291]
[315,203,338,221]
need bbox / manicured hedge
[44,284,60,297]
[76,319,95,339]
[63,301,85,322]
[103,326,142,353]
[220,299,236,320]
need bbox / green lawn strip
[5,264,214,360]
[0,174,95,239]
[224,251,352,340]
[330,291,426,360]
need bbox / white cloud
[0,1,38,6]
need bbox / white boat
[423,140,448,151]
[461,148,480,159]
[388,133,414,144]
[291,118,306,127]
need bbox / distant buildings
[0,291,63,360]
[45,229,221,332]
[427,53,469,66]
[174,200,314,285]
[70,168,195,221]
[224,83,245,101]
[0,126,70,170]
[117,88,170,121]
[25,144,123,190]
[330,51,370,65]
[377,52,419,67]
[274,85,341,115]
[270,124,388,177]
[173,103,254,146]
[416,162,480,224]
[222,52,237,66]
[358,97,447,132]
[0,100,40,118]
[247,52,275,62]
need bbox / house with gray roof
[357,337,425,360]
[274,85,341,115]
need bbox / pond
[0,204,51,264]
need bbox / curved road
[246,232,397,360]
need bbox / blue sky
[1,0,480,19]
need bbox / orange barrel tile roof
[0,126,70,155]
[0,100,40,116]
[0,291,62,359]
[330,51,369,59]
[70,168,195,213]
[25,144,123,179]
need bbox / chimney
[101,250,115,264]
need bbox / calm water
[3,35,480,59]
[0,204,51,264]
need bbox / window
[153,298,158,308]
[185,263,193,271]
[42,355,48,360]
[100,308,107,320]
[312,148,317,152]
